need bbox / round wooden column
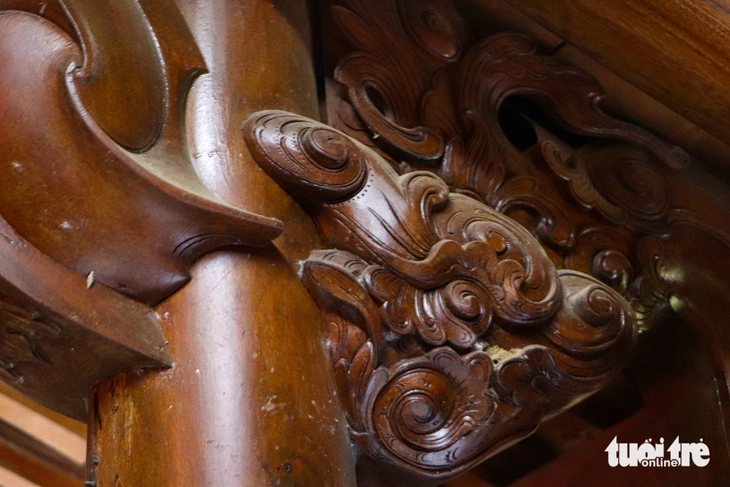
[87,1,357,486]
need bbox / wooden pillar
[87,1,357,486]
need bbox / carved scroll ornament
[244,111,637,481]
[0,1,282,305]
[323,0,730,337]
[0,1,285,418]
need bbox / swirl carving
[368,348,495,468]
[542,141,669,231]
[324,0,730,361]
[244,111,637,481]
[246,112,563,349]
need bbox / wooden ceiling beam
[0,418,83,487]
[499,0,730,146]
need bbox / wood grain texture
[0,215,170,421]
[310,0,730,483]
[87,1,357,486]
[456,0,730,178]
[499,0,730,146]
[0,4,282,305]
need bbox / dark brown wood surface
[313,0,730,484]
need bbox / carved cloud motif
[244,111,637,480]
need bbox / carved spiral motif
[590,249,633,294]
[369,348,494,468]
[542,271,637,379]
[433,194,563,327]
[244,111,368,202]
[565,226,634,295]
[581,144,669,223]
[401,0,463,59]
[246,109,639,479]
[366,266,493,347]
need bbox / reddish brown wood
[0,5,282,305]
[234,0,730,484]
[0,1,729,486]
[0,214,169,421]
[499,0,730,147]
[85,1,357,486]
[505,314,730,487]
[245,109,638,485]
[322,0,730,345]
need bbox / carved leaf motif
[331,0,467,160]
[542,141,670,230]
[325,0,714,344]
[491,346,568,407]
[565,226,634,295]
[365,347,495,468]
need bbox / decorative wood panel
[322,0,730,334]
[244,111,637,483]
[245,0,730,484]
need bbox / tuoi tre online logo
[605,436,710,467]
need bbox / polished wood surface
[245,110,637,485]
[445,312,730,486]
[0,1,729,486]
[88,1,355,486]
[314,0,730,484]
[498,0,730,151]
[457,0,730,177]
[0,215,170,421]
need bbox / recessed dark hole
[571,372,644,429]
[364,84,393,120]
[502,96,593,149]
[472,434,560,486]
[497,99,539,151]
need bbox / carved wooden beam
[499,0,730,146]
[322,0,730,334]
[244,110,637,484]
[0,2,283,305]
[0,216,169,421]
[245,0,730,484]
[0,0,285,421]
